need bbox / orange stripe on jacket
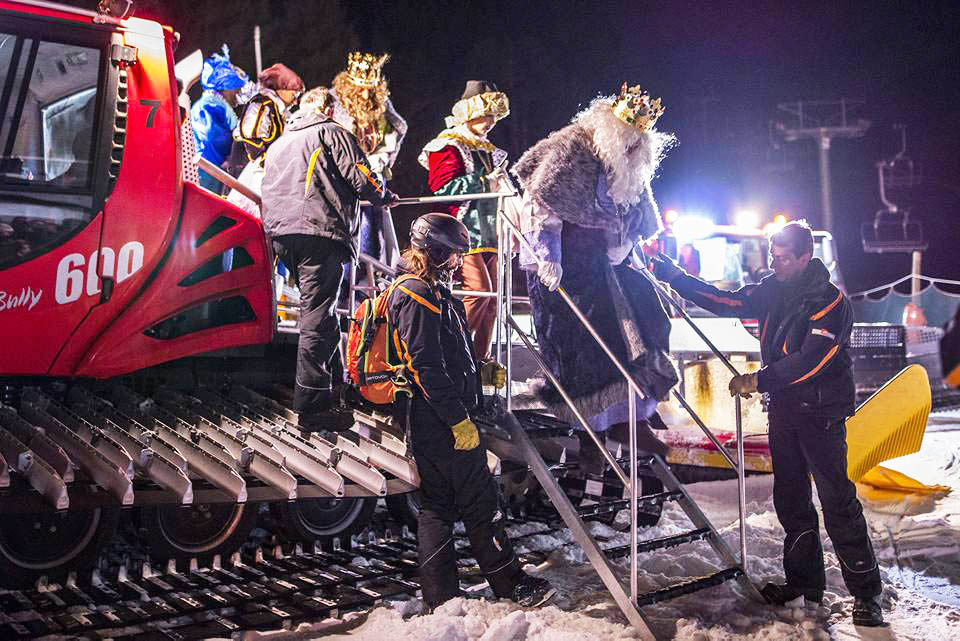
[700,291,743,307]
[810,291,842,320]
[791,344,840,384]
[397,286,441,314]
[395,330,426,396]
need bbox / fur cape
[513,111,678,428]
[512,121,662,242]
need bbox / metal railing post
[503,197,514,411]
[495,203,505,367]
[635,259,751,570]
[735,395,747,567]
[629,386,639,604]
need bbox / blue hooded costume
[191,46,245,192]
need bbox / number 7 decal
[140,99,161,128]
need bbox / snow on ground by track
[241,417,960,641]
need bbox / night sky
[71,0,960,294]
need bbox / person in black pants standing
[261,101,396,431]
[651,221,884,626]
[388,213,554,611]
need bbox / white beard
[574,98,676,207]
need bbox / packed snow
[236,413,960,641]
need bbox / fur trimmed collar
[418,124,507,171]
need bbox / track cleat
[852,596,884,627]
[298,406,356,433]
[760,582,822,606]
[512,574,556,608]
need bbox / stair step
[575,491,684,519]
[635,567,743,606]
[605,528,712,559]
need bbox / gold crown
[346,52,389,88]
[611,83,664,131]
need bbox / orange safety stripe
[700,291,743,307]
[397,333,425,395]
[396,286,441,314]
[790,344,839,385]
[760,314,770,345]
[810,291,842,321]
[355,162,384,194]
[782,339,789,355]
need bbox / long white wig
[573,98,676,206]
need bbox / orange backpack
[346,274,422,405]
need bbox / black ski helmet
[410,213,470,260]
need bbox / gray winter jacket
[261,111,391,256]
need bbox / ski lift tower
[774,99,870,235]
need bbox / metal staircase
[504,411,759,637]
[490,208,764,640]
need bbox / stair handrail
[493,196,755,598]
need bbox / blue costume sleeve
[190,93,236,167]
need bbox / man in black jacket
[652,221,884,626]
[389,213,554,611]
[261,104,396,430]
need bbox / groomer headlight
[672,215,714,242]
[733,209,760,229]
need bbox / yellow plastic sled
[846,364,931,483]
[857,465,951,502]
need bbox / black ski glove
[650,253,684,284]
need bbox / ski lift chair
[861,209,927,254]
[863,127,925,254]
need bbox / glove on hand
[728,372,758,399]
[451,418,480,450]
[650,253,683,283]
[538,261,563,291]
[481,360,507,389]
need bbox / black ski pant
[271,235,350,416]
[768,411,882,599]
[404,395,522,607]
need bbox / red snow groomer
[0,0,418,589]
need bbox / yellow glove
[728,372,758,399]
[451,418,480,451]
[481,360,507,389]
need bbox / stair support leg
[500,411,657,640]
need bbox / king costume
[418,81,510,360]
[512,84,678,445]
[331,52,407,265]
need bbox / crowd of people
[189,47,884,625]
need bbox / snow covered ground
[241,413,960,641]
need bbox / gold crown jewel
[611,82,664,131]
[346,52,389,88]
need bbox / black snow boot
[298,405,355,433]
[761,582,823,606]
[852,596,884,627]
[511,574,556,608]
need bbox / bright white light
[672,215,714,242]
[734,209,760,229]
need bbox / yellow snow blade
[846,364,931,483]
[857,465,951,496]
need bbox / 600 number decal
[55,241,144,304]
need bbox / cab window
[1,31,103,268]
